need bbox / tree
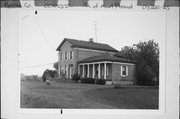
[71,73,81,83]
[115,46,136,60]
[53,61,58,70]
[116,40,159,86]
[42,69,57,82]
[135,40,159,85]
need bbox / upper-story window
[70,51,73,60]
[121,66,128,77]
[65,52,67,61]
[60,51,73,62]
[60,53,62,61]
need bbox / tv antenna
[94,21,97,42]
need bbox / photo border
[1,4,179,119]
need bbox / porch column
[104,62,107,80]
[98,63,101,78]
[93,63,95,78]
[82,64,84,78]
[87,64,90,77]
[58,66,60,77]
[67,65,69,78]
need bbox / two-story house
[56,38,136,85]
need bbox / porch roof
[78,54,136,64]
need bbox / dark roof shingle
[56,38,118,52]
[78,54,136,64]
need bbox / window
[65,52,67,60]
[60,53,62,61]
[59,66,61,74]
[70,51,73,60]
[121,66,128,77]
[64,66,66,75]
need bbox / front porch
[78,61,112,81]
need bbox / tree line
[115,40,159,86]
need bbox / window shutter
[60,53,62,61]
[66,52,67,61]
[62,53,63,61]
[68,52,70,60]
[63,53,64,61]
[65,52,66,61]
[121,66,123,76]
[72,51,73,59]
[126,66,128,76]
[63,53,66,61]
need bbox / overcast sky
[19,10,165,76]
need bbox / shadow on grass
[82,88,159,109]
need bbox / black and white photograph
[19,10,165,110]
[1,0,179,119]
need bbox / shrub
[71,73,81,82]
[23,75,41,81]
[42,69,57,82]
[81,78,95,84]
[106,78,112,81]
[96,79,106,85]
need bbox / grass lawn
[21,80,159,109]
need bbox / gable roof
[78,54,136,64]
[56,38,118,52]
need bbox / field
[21,80,159,109]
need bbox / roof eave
[78,60,136,64]
[56,38,72,51]
[71,46,118,52]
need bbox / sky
[19,10,166,76]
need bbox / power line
[21,15,29,20]
[34,12,56,53]
[19,12,58,70]
[20,62,55,69]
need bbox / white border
[1,6,179,119]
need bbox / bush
[95,79,106,85]
[42,69,57,82]
[81,78,95,84]
[21,75,41,81]
[71,73,81,82]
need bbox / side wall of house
[112,63,136,86]
[58,41,76,78]
[58,42,117,78]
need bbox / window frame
[70,51,73,60]
[65,52,67,61]
[121,65,128,77]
